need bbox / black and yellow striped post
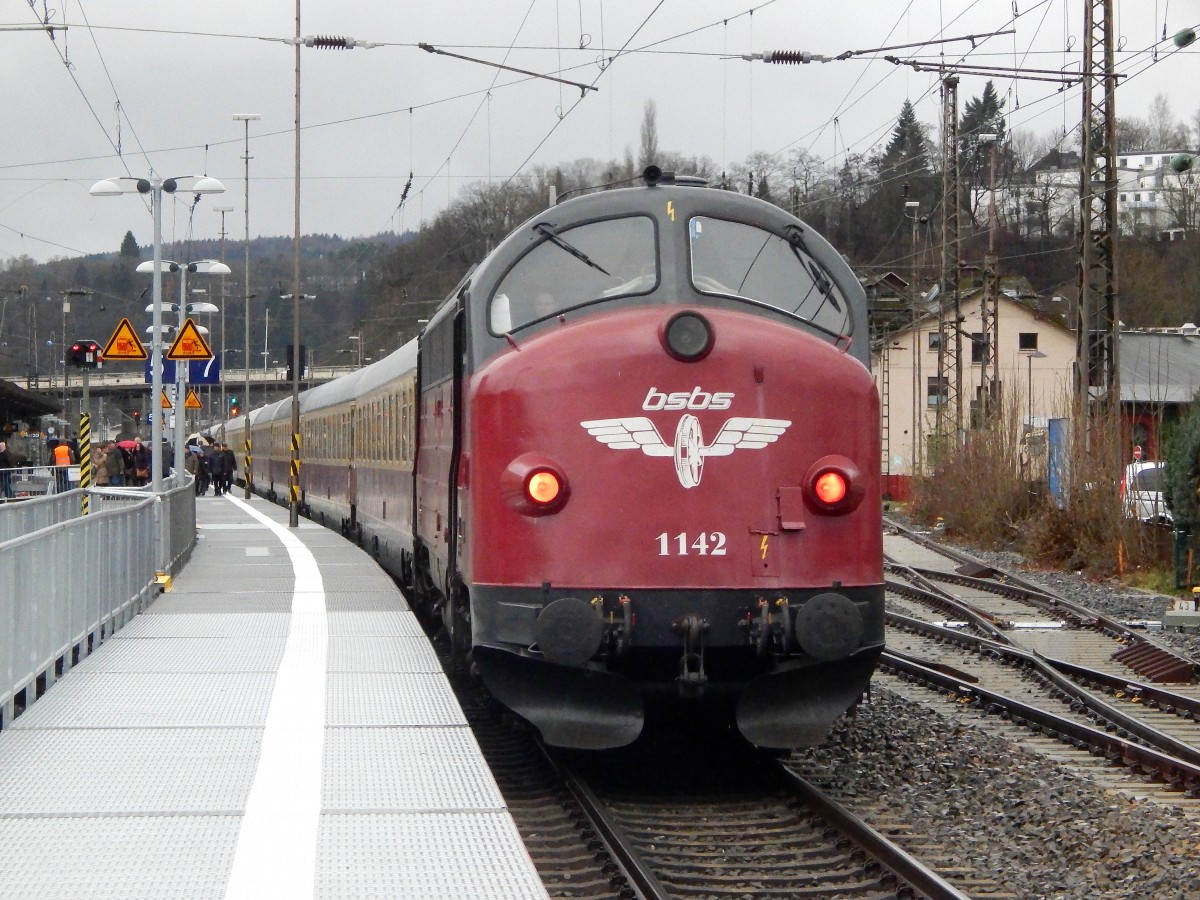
[78,413,92,516]
[243,437,253,499]
[289,432,301,511]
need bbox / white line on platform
[222,495,328,899]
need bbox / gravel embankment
[791,691,1200,899]
[806,517,1200,897]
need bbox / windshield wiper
[534,222,611,275]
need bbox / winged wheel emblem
[581,416,791,488]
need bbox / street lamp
[89,174,225,494]
[1023,349,1047,431]
[233,112,261,499]
[212,204,234,438]
[138,258,229,479]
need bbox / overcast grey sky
[1,1,1196,264]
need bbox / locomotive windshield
[490,215,657,333]
[688,216,852,339]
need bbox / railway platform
[0,492,548,899]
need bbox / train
[225,167,884,750]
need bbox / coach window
[688,216,851,340]
[489,215,657,333]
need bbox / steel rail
[887,604,1200,768]
[886,516,1200,680]
[882,649,1200,792]
[772,764,974,900]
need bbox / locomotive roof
[464,177,870,368]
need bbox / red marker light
[527,470,561,505]
[814,471,847,505]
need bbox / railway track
[458,679,971,899]
[883,517,1200,807]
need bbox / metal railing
[0,476,198,728]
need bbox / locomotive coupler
[672,614,709,696]
[748,597,793,657]
[610,594,634,657]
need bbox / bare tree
[1147,93,1191,149]
[1160,170,1200,231]
[638,100,659,169]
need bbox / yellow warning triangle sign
[102,317,149,360]
[166,318,214,361]
[160,390,173,410]
[184,389,203,410]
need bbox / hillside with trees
[3,91,1200,383]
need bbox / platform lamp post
[1023,350,1047,432]
[138,259,228,481]
[89,175,226,494]
[233,113,261,499]
[213,205,234,439]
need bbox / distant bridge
[2,366,356,434]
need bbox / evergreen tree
[881,100,931,182]
[119,231,141,258]
[1164,391,1200,523]
[960,81,1007,183]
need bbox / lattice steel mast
[1076,0,1119,432]
[936,75,963,444]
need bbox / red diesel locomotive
[229,168,883,749]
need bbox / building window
[1135,193,1142,202]
[1120,193,1127,202]
[971,332,987,365]
[927,376,948,407]
[1145,156,1153,165]
[1119,157,1127,167]
[1148,191,1155,202]
[1018,332,1039,352]
[927,332,941,352]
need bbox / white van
[1123,460,1172,524]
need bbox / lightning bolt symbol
[667,200,675,221]
[759,535,769,560]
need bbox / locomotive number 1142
[656,531,728,556]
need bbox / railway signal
[67,339,102,368]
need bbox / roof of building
[1120,330,1200,403]
[0,379,60,422]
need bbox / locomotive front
[460,178,883,749]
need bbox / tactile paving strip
[326,611,424,637]
[324,591,409,613]
[327,674,467,727]
[0,816,241,900]
[69,637,287,673]
[327,636,441,673]
[114,613,291,639]
[7,672,276,729]
[323,727,504,811]
[316,812,547,899]
[147,593,294,614]
[171,576,297,593]
[0,728,261,814]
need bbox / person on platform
[49,438,74,493]
[220,443,237,494]
[93,442,110,487]
[0,440,15,499]
[104,440,126,487]
[131,439,150,487]
[206,442,228,496]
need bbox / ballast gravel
[785,520,1200,899]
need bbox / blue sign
[145,355,175,384]
[189,355,221,385]
[144,354,221,384]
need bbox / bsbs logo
[642,386,734,411]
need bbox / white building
[974,147,1200,239]
[872,288,1075,494]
